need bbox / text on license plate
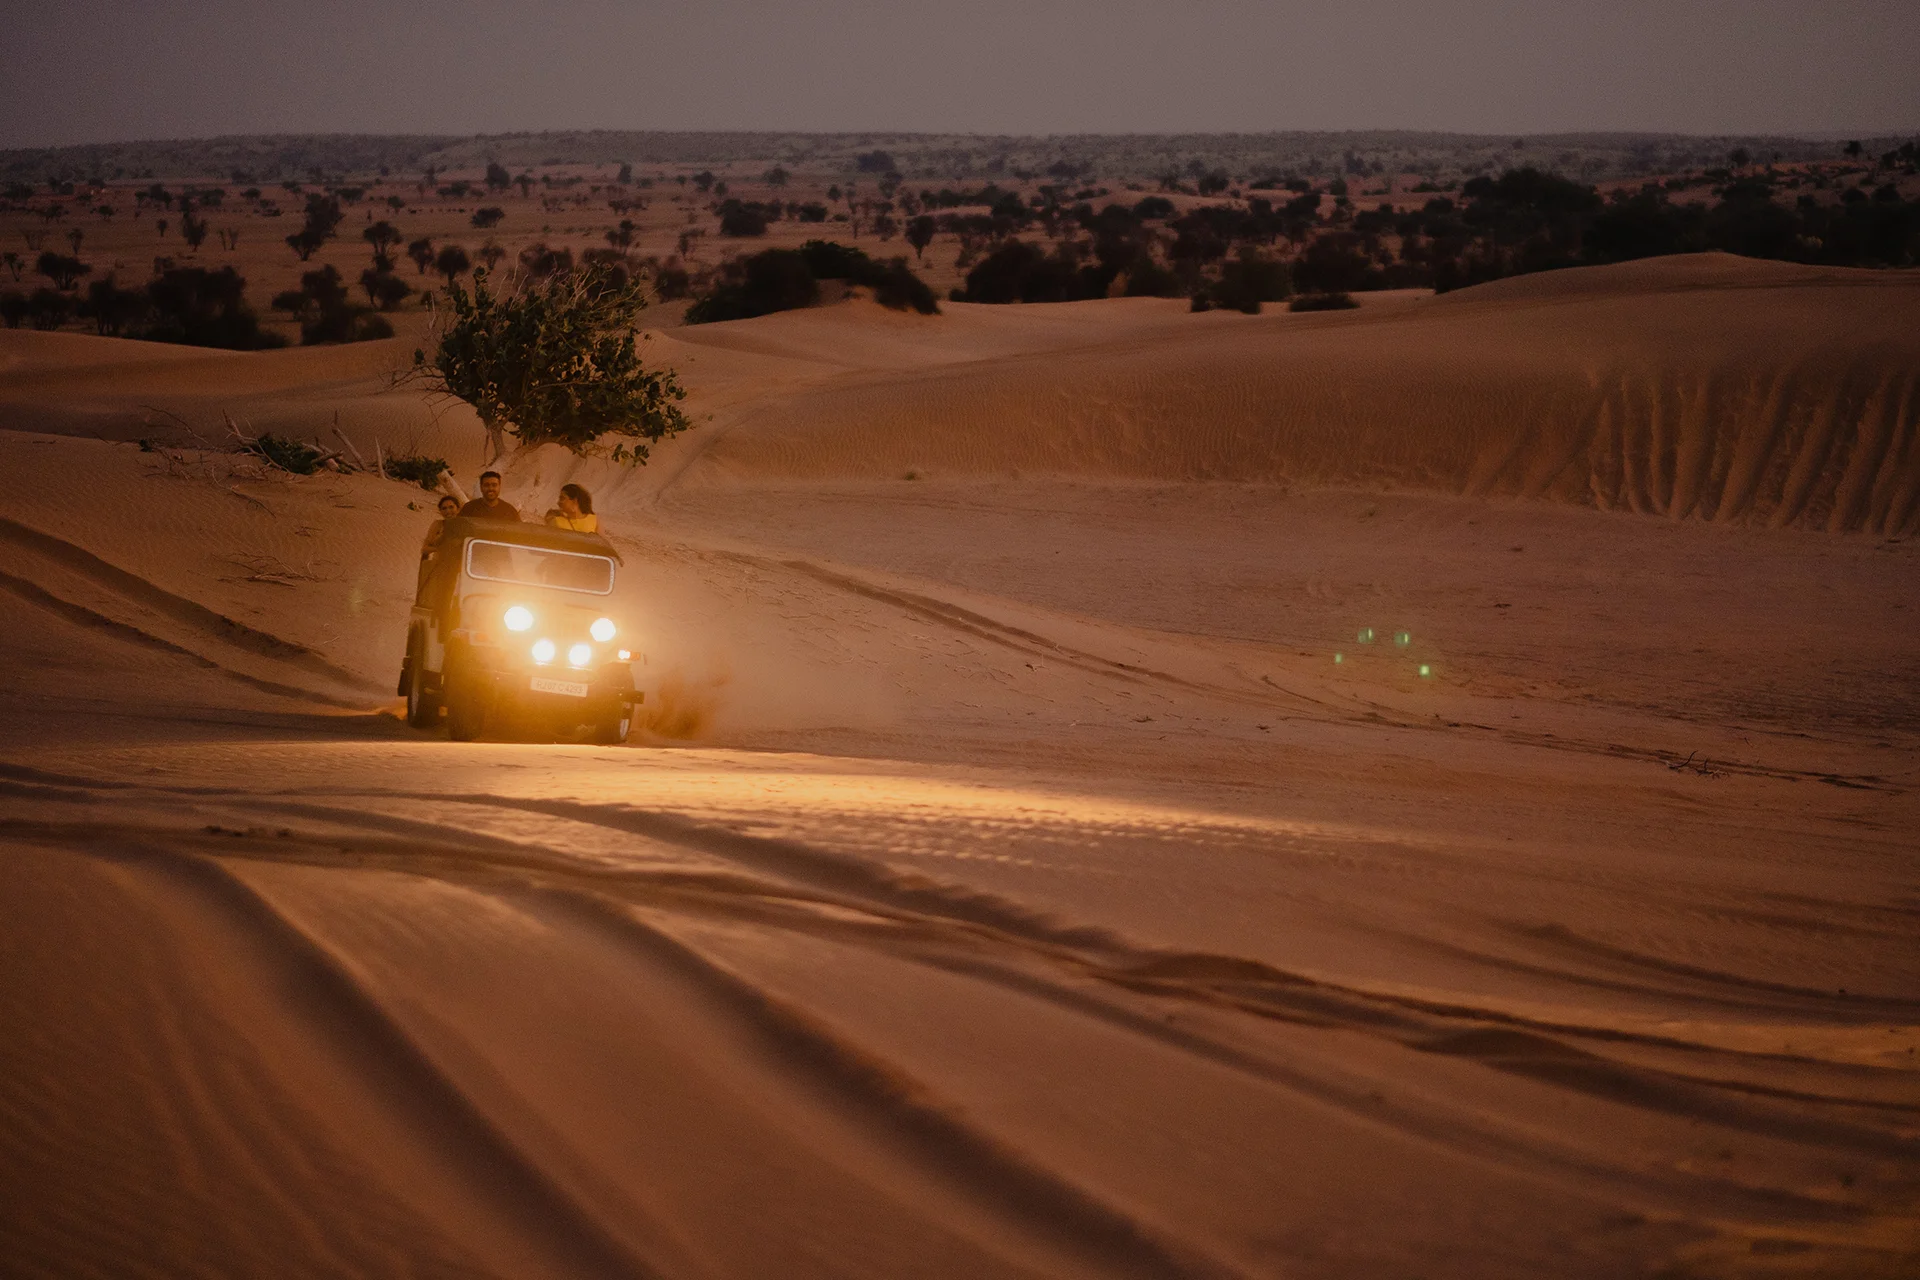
[530,676,590,698]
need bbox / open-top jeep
[399,516,641,742]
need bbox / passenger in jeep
[458,471,520,521]
[420,494,461,560]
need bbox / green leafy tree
[363,220,403,269]
[36,251,90,290]
[284,193,343,260]
[28,287,72,329]
[360,267,413,310]
[80,276,149,335]
[145,265,285,349]
[271,264,393,345]
[180,207,209,253]
[906,214,936,261]
[412,265,690,464]
[434,243,471,287]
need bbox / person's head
[478,470,502,500]
[437,494,460,516]
[557,483,593,517]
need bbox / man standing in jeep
[458,470,521,521]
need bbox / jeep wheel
[592,701,632,745]
[444,666,488,742]
[404,639,439,729]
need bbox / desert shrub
[906,214,936,260]
[413,264,689,464]
[794,202,829,223]
[798,241,937,312]
[869,259,939,314]
[0,291,28,328]
[650,262,692,300]
[27,288,72,329]
[1208,252,1291,314]
[434,244,471,286]
[80,277,150,335]
[307,308,393,344]
[1292,233,1383,293]
[285,193,343,260]
[797,240,870,279]
[245,433,324,474]
[363,220,403,269]
[381,450,449,489]
[1288,292,1358,312]
[359,268,413,311]
[1122,259,1182,297]
[143,266,285,348]
[685,249,818,323]
[273,264,392,344]
[960,240,1107,303]
[470,206,505,229]
[36,252,90,290]
[1132,195,1176,220]
[518,242,572,279]
[685,242,938,321]
[717,200,770,236]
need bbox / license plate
[530,676,590,698]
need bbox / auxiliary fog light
[617,648,632,662]
[503,605,534,632]
[567,643,593,668]
[590,617,616,643]
[531,638,557,664]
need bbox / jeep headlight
[503,605,534,632]
[530,638,556,664]
[590,617,616,643]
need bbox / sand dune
[665,255,1920,533]
[2,255,1917,1278]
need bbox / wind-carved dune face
[683,255,1920,536]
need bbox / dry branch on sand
[218,553,337,586]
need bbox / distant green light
[1419,664,1432,678]
[1395,631,1411,648]
[1357,627,1375,644]
[1333,652,1344,664]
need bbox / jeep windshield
[464,539,615,595]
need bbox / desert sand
[1,252,1917,1278]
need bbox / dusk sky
[3,0,1916,148]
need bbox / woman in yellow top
[546,483,599,534]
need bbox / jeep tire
[443,662,488,742]
[404,636,440,729]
